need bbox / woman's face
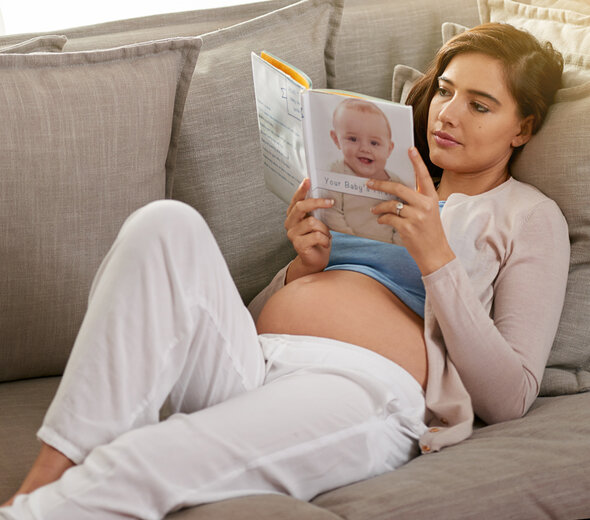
[427,52,532,178]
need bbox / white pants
[2,201,426,520]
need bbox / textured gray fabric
[313,392,590,520]
[0,377,61,501]
[512,82,590,396]
[0,0,295,51]
[170,0,344,305]
[391,64,424,105]
[0,35,67,53]
[0,38,201,382]
[168,495,342,520]
[333,0,480,99]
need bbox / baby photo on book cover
[303,92,414,243]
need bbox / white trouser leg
[37,200,265,464]
[3,336,426,520]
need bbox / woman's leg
[5,200,265,501]
[2,336,426,520]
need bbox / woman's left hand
[369,147,456,276]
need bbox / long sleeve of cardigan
[422,199,570,424]
[247,263,290,323]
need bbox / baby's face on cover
[331,107,394,179]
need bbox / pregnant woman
[2,23,569,520]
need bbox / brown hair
[406,22,564,179]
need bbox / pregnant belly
[255,270,428,388]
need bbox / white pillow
[478,0,590,86]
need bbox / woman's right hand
[284,178,334,283]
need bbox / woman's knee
[117,200,209,251]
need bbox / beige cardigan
[248,177,570,453]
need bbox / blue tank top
[325,233,426,317]
[324,201,446,319]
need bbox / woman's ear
[511,115,534,148]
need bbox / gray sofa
[1,0,589,518]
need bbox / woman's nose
[438,97,460,126]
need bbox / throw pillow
[0,0,295,52]
[478,0,590,86]
[169,0,344,305]
[0,0,344,305]
[441,21,468,44]
[511,81,590,397]
[0,38,201,382]
[391,64,424,105]
[334,0,480,100]
[0,35,67,53]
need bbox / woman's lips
[433,130,461,147]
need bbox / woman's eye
[437,87,450,97]
[472,102,489,113]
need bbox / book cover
[251,52,415,243]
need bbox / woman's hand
[369,147,455,275]
[284,178,335,283]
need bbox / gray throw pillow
[0,35,67,53]
[0,0,344,305]
[334,0,480,100]
[0,0,295,52]
[169,0,344,305]
[0,38,201,382]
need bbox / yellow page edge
[260,51,312,89]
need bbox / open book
[251,51,415,243]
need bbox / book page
[302,89,415,244]
[251,52,309,204]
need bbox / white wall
[0,0,266,35]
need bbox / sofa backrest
[333,0,480,99]
[0,0,344,381]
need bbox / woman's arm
[247,263,290,322]
[423,200,570,424]
[248,178,334,322]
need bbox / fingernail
[409,147,419,157]
[367,180,374,187]
[325,199,334,206]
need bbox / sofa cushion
[168,495,342,520]
[0,38,200,382]
[478,0,590,86]
[313,393,590,520]
[0,35,67,53]
[392,22,590,396]
[0,377,61,500]
[333,0,480,100]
